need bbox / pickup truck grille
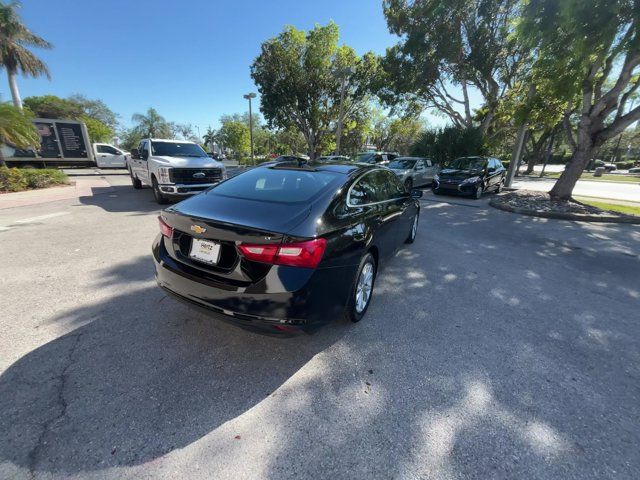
[170,168,223,185]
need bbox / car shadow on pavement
[77,185,173,214]
[0,255,350,476]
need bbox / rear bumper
[152,236,356,333]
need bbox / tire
[405,213,418,244]
[152,176,169,204]
[345,252,377,323]
[404,177,413,191]
[473,184,483,200]
[130,168,142,189]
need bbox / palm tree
[0,1,52,110]
[0,102,39,166]
[131,107,172,138]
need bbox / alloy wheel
[355,262,374,313]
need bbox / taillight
[238,238,327,268]
[158,216,173,238]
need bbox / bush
[0,167,68,193]
[614,161,636,170]
[0,167,27,192]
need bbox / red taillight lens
[238,238,327,269]
[158,216,173,238]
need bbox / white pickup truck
[128,138,227,204]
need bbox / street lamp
[335,67,355,156]
[243,92,257,165]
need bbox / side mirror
[131,148,139,159]
[411,189,423,198]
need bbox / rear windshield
[210,167,341,203]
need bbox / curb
[489,197,640,224]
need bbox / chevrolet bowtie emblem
[190,225,207,234]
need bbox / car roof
[148,138,197,144]
[259,159,379,176]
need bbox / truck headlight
[221,167,227,180]
[157,167,172,184]
[433,174,439,182]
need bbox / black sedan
[153,160,422,334]
[432,156,506,199]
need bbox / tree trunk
[549,140,593,200]
[0,146,6,168]
[505,124,527,187]
[8,70,23,110]
[539,130,556,178]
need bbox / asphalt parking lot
[1,174,639,479]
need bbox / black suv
[432,156,506,199]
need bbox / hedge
[614,161,637,170]
[0,167,69,193]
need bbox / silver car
[388,157,438,189]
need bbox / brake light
[158,216,173,238]
[238,238,327,268]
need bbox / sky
[4,0,464,136]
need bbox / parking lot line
[0,211,71,232]
[13,211,71,224]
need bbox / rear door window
[211,167,341,203]
[349,169,403,205]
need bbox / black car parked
[432,156,506,199]
[153,160,422,334]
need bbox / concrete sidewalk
[0,177,114,210]
[512,176,640,203]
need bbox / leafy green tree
[131,107,173,138]
[68,94,119,130]
[251,22,377,158]
[370,112,425,154]
[0,102,38,166]
[218,120,250,159]
[202,126,216,151]
[81,115,113,143]
[23,95,82,119]
[381,0,521,134]
[519,0,640,200]
[272,128,307,156]
[175,123,196,141]
[118,127,143,152]
[411,126,487,164]
[0,1,52,109]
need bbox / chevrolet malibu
[153,160,422,334]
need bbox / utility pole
[335,67,354,156]
[243,93,257,165]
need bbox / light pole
[335,67,354,156]
[243,93,257,164]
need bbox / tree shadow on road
[0,255,350,476]
[1,201,639,478]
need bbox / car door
[138,140,151,184]
[487,159,503,189]
[96,145,125,167]
[414,159,427,186]
[424,159,437,183]
[380,169,413,247]
[348,170,398,260]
